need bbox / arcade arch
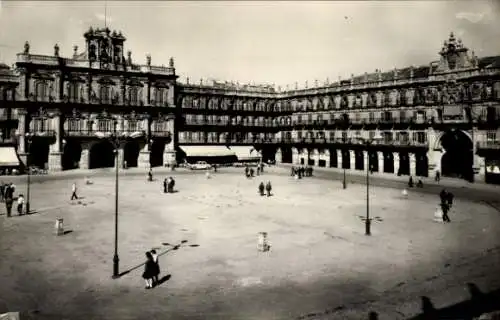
[28,138,50,169]
[62,139,82,170]
[89,140,115,169]
[123,140,140,168]
[439,129,473,181]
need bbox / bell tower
[437,32,473,72]
[83,27,126,68]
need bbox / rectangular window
[68,119,80,131]
[486,131,497,141]
[156,88,164,106]
[369,112,375,122]
[98,120,111,132]
[128,120,138,132]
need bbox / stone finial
[393,67,398,80]
[377,69,382,81]
[286,84,289,91]
[54,44,60,57]
[410,65,414,78]
[278,86,281,92]
[314,79,318,87]
[73,45,78,57]
[169,57,174,68]
[326,77,330,85]
[200,78,203,86]
[127,51,132,64]
[305,80,308,88]
[24,41,30,54]
[295,82,298,90]
[186,77,189,84]
[146,54,151,66]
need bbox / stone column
[337,150,343,168]
[80,143,91,170]
[378,151,384,173]
[409,153,417,177]
[138,142,151,169]
[117,147,125,169]
[393,152,400,175]
[292,147,300,164]
[312,148,320,166]
[349,150,355,170]
[163,138,176,170]
[17,108,28,166]
[428,150,443,177]
[48,112,63,171]
[275,148,282,164]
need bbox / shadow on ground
[408,283,500,320]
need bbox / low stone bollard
[258,232,270,252]
[55,218,64,236]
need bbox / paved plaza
[1,169,500,319]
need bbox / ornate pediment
[32,72,54,80]
[154,81,169,88]
[127,78,144,87]
[65,74,86,83]
[97,76,116,85]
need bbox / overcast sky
[0,1,499,88]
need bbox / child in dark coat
[142,251,156,289]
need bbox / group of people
[290,166,313,179]
[439,189,454,223]
[408,176,424,188]
[142,249,161,289]
[258,181,273,197]
[163,177,176,193]
[244,163,265,178]
[1,182,24,217]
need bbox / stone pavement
[1,172,499,319]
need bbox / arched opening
[123,140,140,168]
[89,140,115,169]
[440,130,473,181]
[281,147,292,164]
[329,149,338,168]
[341,149,350,169]
[355,150,364,170]
[62,140,82,170]
[28,138,50,169]
[368,150,378,172]
[307,149,314,166]
[150,139,166,168]
[415,153,429,177]
[398,152,410,176]
[383,152,394,173]
[261,146,276,164]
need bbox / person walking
[142,251,156,289]
[435,170,441,183]
[148,169,153,182]
[17,194,25,216]
[4,184,13,218]
[163,178,167,193]
[265,181,272,197]
[150,249,160,286]
[71,182,78,200]
[0,182,5,203]
[408,176,414,188]
[258,182,265,196]
[441,202,451,223]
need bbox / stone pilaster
[349,150,355,170]
[80,148,90,170]
[163,139,176,169]
[312,149,320,166]
[292,147,300,165]
[409,153,417,177]
[337,150,343,168]
[378,151,384,173]
[393,152,400,175]
[138,144,151,169]
[275,148,282,164]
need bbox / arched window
[68,82,79,102]
[155,88,164,106]
[129,86,138,105]
[35,81,47,101]
[128,119,138,132]
[100,85,111,104]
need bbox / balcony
[29,130,56,138]
[477,141,500,150]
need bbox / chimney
[73,45,78,58]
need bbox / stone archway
[28,137,50,169]
[150,139,166,168]
[355,150,364,170]
[440,129,474,181]
[368,150,378,172]
[398,152,410,176]
[383,152,394,173]
[415,153,429,177]
[62,139,82,170]
[281,147,293,164]
[123,140,140,168]
[329,148,338,168]
[89,140,115,169]
[341,149,350,169]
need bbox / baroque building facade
[1,28,500,184]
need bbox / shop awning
[0,146,20,167]
[179,145,236,157]
[229,146,261,161]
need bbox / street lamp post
[363,133,382,236]
[111,121,120,279]
[25,133,33,214]
[342,136,347,189]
